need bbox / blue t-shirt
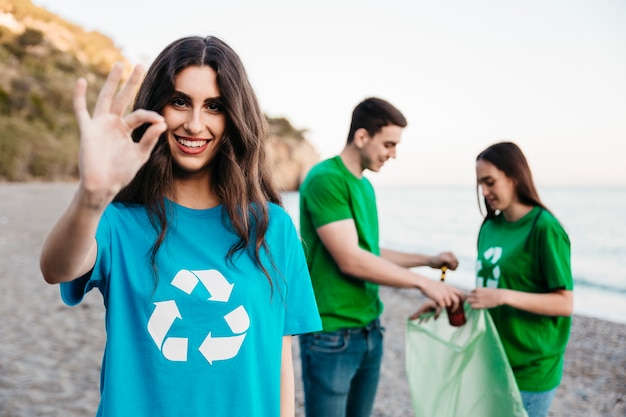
[61,200,321,417]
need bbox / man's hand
[418,278,464,309]
[428,252,459,270]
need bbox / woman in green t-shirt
[467,141,574,417]
[412,142,573,417]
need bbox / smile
[176,137,209,148]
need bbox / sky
[33,0,626,186]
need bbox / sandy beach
[0,182,624,417]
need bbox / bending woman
[468,141,573,417]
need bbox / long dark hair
[476,141,548,218]
[115,36,281,287]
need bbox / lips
[486,198,498,208]
[175,136,210,154]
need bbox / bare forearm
[380,248,431,268]
[338,248,444,292]
[40,187,111,284]
[337,249,462,308]
[502,289,574,316]
[315,220,462,306]
[469,288,573,316]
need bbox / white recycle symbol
[147,269,249,364]
[477,246,502,288]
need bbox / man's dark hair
[346,97,407,144]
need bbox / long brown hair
[115,36,281,287]
[476,141,548,218]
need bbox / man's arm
[317,219,462,308]
[380,248,458,270]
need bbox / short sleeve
[536,214,573,291]
[303,174,353,228]
[271,207,321,335]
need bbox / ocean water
[282,185,626,324]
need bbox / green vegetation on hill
[0,0,317,187]
[0,0,127,180]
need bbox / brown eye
[206,101,223,113]
[170,98,187,108]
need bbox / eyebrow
[171,90,222,104]
[171,90,190,100]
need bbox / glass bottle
[441,266,466,326]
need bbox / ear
[353,128,369,149]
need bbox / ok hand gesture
[73,62,166,202]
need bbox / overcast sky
[33,0,626,186]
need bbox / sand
[0,182,624,417]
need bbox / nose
[184,109,203,134]
[481,185,489,196]
[389,147,397,159]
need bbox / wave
[573,276,626,294]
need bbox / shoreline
[0,182,624,416]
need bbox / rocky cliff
[266,118,319,191]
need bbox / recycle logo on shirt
[147,269,249,364]
[476,246,502,288]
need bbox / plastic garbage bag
[405,304,528,417]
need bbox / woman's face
[163,65,227,176]
[476,159,517,212]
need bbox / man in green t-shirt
[298,97,463,417]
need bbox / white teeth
[177,138,208,148]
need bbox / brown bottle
[446,303,467,327]
[440,266,466,327]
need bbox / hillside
[0,0,318,190]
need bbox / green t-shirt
[476,206,573,392]
[299,156,383,331]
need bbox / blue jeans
[299,319,384,417]
[520,387,558,417]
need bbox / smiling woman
[163,66,227,182]
[38,35,322,417]
[470,142,573,417]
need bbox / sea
[281,185,626,325]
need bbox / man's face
[359,125,403,172]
